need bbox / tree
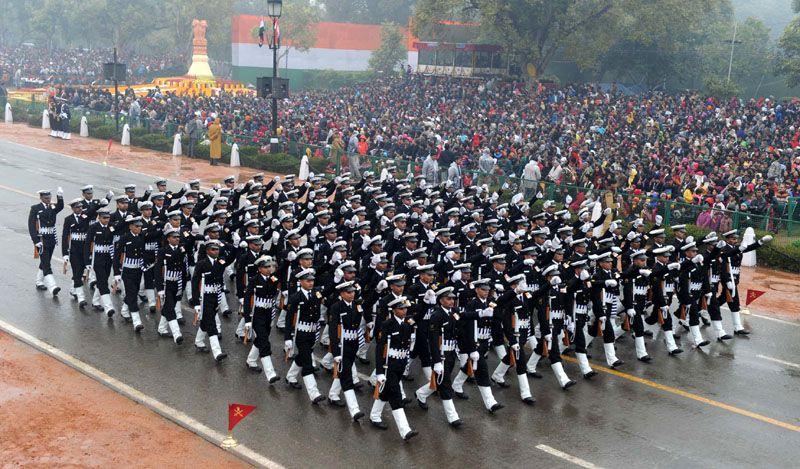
[777,1,800,88]
[368,23,407,75]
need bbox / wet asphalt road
[1,139,799,468]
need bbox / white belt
[731,267,740,275]
[94,244,112,254]
[516,318,531,330]
[38,226,57,235]
[442,339,457,352]
[254,297,274,309]
[634,286,648,296]
[70,233,87,241]
[342,329,359,340]
[477,327,491,340]
[710,274,720,284]
[113,235,120,243]
[296,321,317,333]
[604,292,617,303]
[574,305,589,315]
[164,271,182,281]
[550,309,565,320]
[122,258,143,269]
[690,282,702,291]
[203,284,222,293]
[387,348,408,359]
[422,311,431,321]
[664,283,675,293]
[529,284,539,293]
[145,242,159,251]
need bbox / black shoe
[673,333,681,340]
[177,317,186,325]
[357,356,370,365]
[401,374,414,382]
[698,340,710,347]
[669,348,683,356]
[681,323,690,332]
[353,411,364,422]
[562,380,576,390]
[196,345,209,353]
[107,309,115,318]
[449,419,463,428]
[89,281,96,289]
[36,285,47,291]
[638,355,652,363]
[489,403,504,413]
[215,352,228,362]
[70,292,78,300]
[454,391,469,400]
[465,376,475,383]
[491,378,510,388]
[134,324,144,333]
[268,375,280,384]
[401,397,413,406]
[286,378,301,389]
[353,382,364,390]
[158,331,172,338]
[371,420,388,430]
[583,370,598,379]
[234,333,244,341]
[93,304,103,311]
[417,398,428,410]
[175,336,184,345]
[643,330,653,337]
[701,317,710,327]
[222,310,231,317]
[611,359,624,368]
[522,397,536,405]
[527,371,543,379]
[247,363,263,372]
[52,287,60,297]
[403,430,419,442]
[586,353,592,359]
[717,334,733,341]
[328,398,345,407]
[79,301,87,310]
[734,329,750,336]
[312,395,326,405]
[149,306,156,314]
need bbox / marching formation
[28,169,771,441]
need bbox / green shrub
[90,125,118,140]
[130,133,173,153]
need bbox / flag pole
[221,431,238,449]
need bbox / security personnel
[406,264,437,384]
[326,281,365,421]
[114,215,146,332]
[28,188,64,296]
[564,257,597,378]
[139,201,162,313]
[191,239,234,362]
[591,252,623,367]
[622,250,653,362]
[371,296,419,441]
[155,226,189,344]
[541,264,577,389]
[235,236,265,341]
[284,268,326,404]
[62,197,95,308]
[677,242,710,348]
[242,256,281,384]
[85,207,116,316]
[646,246,683,355]
[719,229,772,335]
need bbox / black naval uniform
[375,315,415,410]
[28,196,64,277]
[155,243,189,323]
[328,298,363,392]
[285,287,323,377]
[243,272,280,358]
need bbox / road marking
[741,310,799,327]
[756,354,800,369]
[563,356,800,433]
[535,444,601,468]
[0,182,36,198]
[0,317,284,469]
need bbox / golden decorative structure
[220,432,239,449]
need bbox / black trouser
[500,330,529,375]
[591,302,616,343]
[632,302,646,337]
[645,304,674,331]
[39,242,55,275]
[379,361,408,410]
[122,268,142,312]
[93,258,112,295]
[142,263,155,290]
[69,250,86,287]
[200,293,220,336]
[294,332,316,376]
[548,319,564,364]
[411,324,432,367]
[688,299,701,326]
[339,351,357,392]
[161,283,181,321]
[490,317,505,347]
[437,351,457,400]
[252,310,273,357]
[721,282,741,312]
[474,342,491,386]
[574,314,590,353]
[708,289,722,321]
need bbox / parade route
[1,137,800,468]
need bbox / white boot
[491,362,510,385]
[391,408,417,441]
[442,399,462,427]
[302,374,323,403]
[195,329,208,349]
[75,287,87,307]
[286,362,301,384]
[261,356,279,383]
[218,292,230,315]
[478,386,501,412]
[215,313,222,335]
[235,317,246,339]
[526,352,541,374]
[731,310,747,333]
[551,362,576,389]
[604,342,622,367]
[92,288,101,309]
[209,334,227,361]
[518,373,535,403]
[168,319,183,344]
[370,399,386,424]
[101,293,115,317]
[175,300,184,322]
[344,389,364,421]
[712,320,732,341]
[415,380,435,405]
[157,316,170,335]
[634,336,651,362]
[69,286,76,297]
[246,345,260,369]
[320,324,330,346]
[43,274,60,297]
[35,269,44,288]
[494,345,507,360]
[611,316,624,339]
[329,378,342,401]
[131,311,143,332]
[576,352,595,378]
[690,325,709,347]
[351,363,360,386]
[321,352,334,370]
[452,370,468,394]
[422,366,432,382]
[121,302,130,319]
[144,289,156,311]
[664,330,682,355]
[277,309,287,328]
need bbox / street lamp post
[268,0,282,139]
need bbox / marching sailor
[28,188,64,296]
[242,256,281,383]
[326,281,366,421]
[719,229,772,335]
[284,268,326,404]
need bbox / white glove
[581,222,593,233]
[761,235,773,244]
[305,213,314,223]
[524,258,535,266]
[726,281,735,291]
[147,185,153,191]
[479,307,494,318]
[550,276,561,286]
[579,270,590,280]
[484,247,493,256]
[563,211,571,221]
[544,240,553,251]
[239,298,244,306]
[639,269,652,277]
[668,262,680,270]
[610,222,618,232]
[469,351,480,363]
[309,172,315,180]
[716,240,726,249]
[376,374,386,383]
[686,236,694,244]
[57,186,63,196]
[284,340,293,353]
[452,270,462,282]
[333,269,344,283]
[626,231,637,241]
[433,362,444,374]
[655,215,663,226]
[565,195,573,205]
[287,251,297,262]
[536,191,543,199]
[239,241,247,248]
[627,308,636,317]
[611,246,622,254]
[406,260,419,269]
[334,356,342,363]
[605,279,617,288]
[106,190,114,199]
[494,283,505,292]
[493,230,504,241]
[330,251,342,265]
[511,343,520,351]
[114,275,121,283]
[273,176,280,182]
[603,207,612,215]
[376,280,388,292]
[692,254,704,264]
[423,289,437,305]
[157,290,165,301]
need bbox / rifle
[34,216,41,259]
[194,273,205,327]
[510,311,519,367]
